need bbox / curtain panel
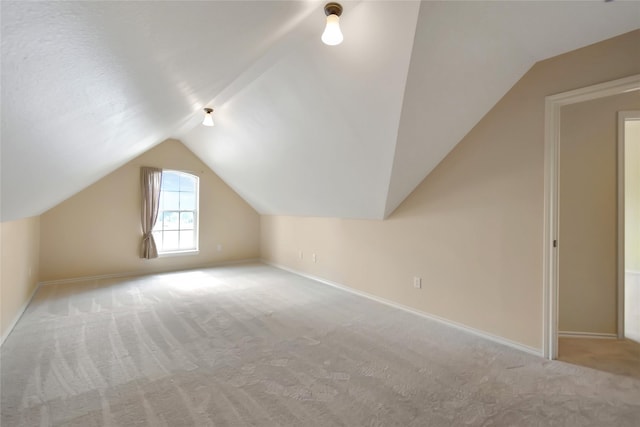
[140,167,163,259]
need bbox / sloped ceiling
[1,1,638,222]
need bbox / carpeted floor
[1,263,639,426]
[558,337,640,379]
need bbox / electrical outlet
[217,244,223,252]
[413,277,422,289]
[299,250,303,260]
[313,253,317,263]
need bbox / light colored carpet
[558,337,640,379]
[1,263,639,426]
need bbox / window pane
[164,191,180,210]
[158,211,166,229]
[163,230,179,250]
[179,175,196,192]
[179,230,194,249]
[180,212,194,229]
[152,216,163,231]
[152,231,163,249]
[163,211,179,230]
[162,172,180,191]
[180,192,196,210]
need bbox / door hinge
[553,240,557,248]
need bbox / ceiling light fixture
[202,108,214,127]
[321,2,343,46]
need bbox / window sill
[158,250,199,258]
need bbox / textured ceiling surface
[1,1,638,221]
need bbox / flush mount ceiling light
[202,108,214,127]
[321,2,343,46]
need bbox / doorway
[552,102,640,378]
[620,112,640,343]
[543,74,640,361]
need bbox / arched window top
[161,170,198,192]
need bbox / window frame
[153,169,200,256]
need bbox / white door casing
[543,75,640,360]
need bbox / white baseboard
[558,331,617,339]
[38,258,261,286]
[1,283,40,347]
[262,260,543,357]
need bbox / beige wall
[1,216,40,342]
[40,139,260,281]
[261,30,640,351]
[558,93,640,335]
[626,120,640,273]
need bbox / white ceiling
[1,1,638,222]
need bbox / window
[152,170,199,254]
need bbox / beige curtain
[140,167,163,259]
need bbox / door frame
[618,110,640,341]
[542,74,640,360]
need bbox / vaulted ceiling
[2,1,638,222]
